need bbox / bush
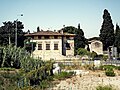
[117,66,120,70]
[54,71,74,80]
[101,65,115,70]
[100,65,116,77]
[105,70,115,77]
[96,85,115,90]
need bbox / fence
[55,60,120,66]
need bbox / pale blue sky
[0,0,120,38]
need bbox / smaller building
[25,30,75,60]
[88,38,103,55]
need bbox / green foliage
[75,24,87,49]
[0,67,15,71]
[54,71,74,80]
[116,66,120,70]
[90,51,98,59]
[102,55,108,61]
[114,24,120,55]
[0,45,29,68]
[0,21,25,47]
[61,26,77,34]
[101,65,115,70]
[0,71,19,90]
[0,45,55,89]
[99,9,115,50]
[105,70,115,77]
[96,85,115,90]
[76,48,90,56]
[61,24,87,53]
[99,65,116,77]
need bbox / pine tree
[99,9,115,50]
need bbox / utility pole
[14,14,23,67]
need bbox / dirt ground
[49,70,120,90]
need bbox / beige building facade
[25,30,75,60]
[88,40,103,55]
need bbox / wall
[31,39,64,60]
[66,39,74,56]
[89,40,103,55]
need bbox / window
[66,43,70,50]
[46,44,50,50]
[38,36,41,39]
[45,36,49,39]
[94,42,100,47]
[38,44,42,50]
[54,44,58,50]
[54,36,58,39]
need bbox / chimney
[27,30,30,34]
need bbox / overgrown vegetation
[54,71,74,80]
[100,65,116,77]
[0,45,74,90]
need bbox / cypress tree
[114,24,120,55]
[99,9,115,50]
[75,23,86,50]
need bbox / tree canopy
[0,21,25,47]
[114,24,120,55]
[99,9,115,50]
[61,24,86,54]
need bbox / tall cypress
[114,24,120,55]
[99,9,115,50]
[75,23,86,50]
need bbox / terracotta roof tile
[25,30,75,37]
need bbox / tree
[61,24,86,54]
[0,21,25,47]
[99,9,115,50]
[61,26,77,34]
[75,24,86,50]
[114,24,120,55]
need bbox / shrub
[54,71,74,80]
[117,66,120,70]
[105,70,115,77]
[101,65,115,70]
[96,85,115,90]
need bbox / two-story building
[25,30,75,60]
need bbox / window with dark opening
[66,43,70,50]
[46,44,50,50]
[38,44,42,50]
[54,44,58,50]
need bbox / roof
[25,30,75,37]
[88,37,100,41]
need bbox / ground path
[49,70,120,90]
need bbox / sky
[0,0,120,38]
